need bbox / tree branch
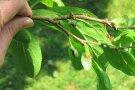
[32,17,98,45]
[31,14,135,49]
[101,44,135,50]
[32,14,135,30]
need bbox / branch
[101,44,135,50]
[118,45,135,49]
[31,14,135,49]
[32,17,97,45]
[32,14,135,30]
[115,26,135,29]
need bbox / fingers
[18,1,32,17]
[0,17,34,65]
[0,0,32,28]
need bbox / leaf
[114,30,135,48]
[53,0,64,7]
[39,0,64,7]
[81,45,92,70]
[51,7,111,44]
[104,48,135,76]
[76,20,110,44]
[51,6,97,17]
[93,61,112,90]
[33,9,61,31]
[52,7,111,45]
[91,46,108,71]
[33,7,111,44]
[68,37,84,70]
[33,9,59,18]
[128,18,135,26]
[112,16,135,31]
[9,30,42,77]
[111,16,128,26]
[40,0,54,8]
[112,16,135,27]
[131,47,135,58]
[33,7,110,71]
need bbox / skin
[0,0,34,65]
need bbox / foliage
[9,30,42,77]
[3,0,135,90]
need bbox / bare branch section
[31,14,135,49]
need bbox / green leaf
[104,48,135,76]
[52,7,111,44]
[33,9,59,18]
[128,18,135,26]
[68,37,84,70]
[93,61,112,90]
[33,7,110,72]
[9,30,42,77]
[91,46,108,71]
[81,45,92,70]
[53,0,64,7]
[51,7,111,44]
[114,30,135,48]
[112,16,135,27]
[111,16,128,26]
[76,20,110,44]
[33,7,111,44]
[112,16,135,31]
[51,6,97,17]
[33,9,61,31]
[130,48,135,57]
[40,0,54,8]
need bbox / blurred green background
[1,0,135,90]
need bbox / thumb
[0,17,34,65]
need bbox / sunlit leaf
[9,30,42,77]
[53,0,64,7]
[111,16,128,26]
[40,0,54,8]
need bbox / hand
[0,0,34,65]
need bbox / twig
[32,14,135,30]
[116,45,135,49]
[53,14,114,26]
[115,26,135,30]
[47,19,86,45]
[32,17,98,45]
[101,44,135,50]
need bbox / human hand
[0,0,34,65]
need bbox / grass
[106,0,135,19]
[1,0,135,90]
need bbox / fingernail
[23,18,34,28]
